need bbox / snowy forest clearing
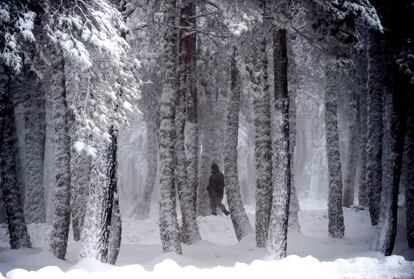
[1,206,413,278]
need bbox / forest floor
[1,203,413,278]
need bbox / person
[207,163,230,216]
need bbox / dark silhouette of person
[207,163,230,216]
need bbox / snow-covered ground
[1,205,413,279]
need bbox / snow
[15,11,36,42]
[1,205,413,278]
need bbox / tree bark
[70,112,92,240]
[404,85,414,248]
[80,127,119,262]
[21,68,46,224]
[177,0,201,244]
[158,0,182,254]
[0,65,31,249]
[342,89,358,208]
[224,47,252,241]
[49,48,72,259]
[266,28,290,258]
[357,85,368,206]
[249,27,273,248]
[372,60,406,256]
[366,30,384,225]
[108,183,122,264]
[325,60,345,239]
[287,34,300,231]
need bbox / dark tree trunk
[342,90,357,208]
[108,183,122,264]
[266,28,291,258]
[103,128,122,264]
[99,127,119,262]
[369,0,412,256]
[21,68,46,224]
[325,60,345,239]
[366,30,384,225]
[177,0,201,244]
[49,48,72,259]
[373,61,406,256]
[404,85,414,248]
[357,84,368,206]
[254,34,273,248]
[0,66,31,249]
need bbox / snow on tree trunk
[80,127,119,262]
[372,62,406,256]
[43,80,57,225]
[49,48,72,259]
[248,29,273,248]
[175,82,200,243]
[324,60,345,239]
[0,65,31,249]
[66,68,93,240]
[69,110,92,241]
[404,85,414,248]
[158,0,182,254]
[108,175,122,264]
[177,0,201,244]
[70,144,91,241]
[366,30,384,225]
[21,69,46,224]
[353,46,369,207]
[266,28,290,258]
[357,87,368,206]
[287,34,300,231]
[342,88,358,208]
[135,122,157,220]
[224,47,252,241]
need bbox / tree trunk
[342,90,358,208]
[287,34,300,231]
[22,69,46,224]
[108,161,122,264]
[266,28,291,258]
[324,60,345,239]
[366,30,384,225]
[357,86,368,206]
[158,0,182,254]
[224,47,252,241]
[80,127,119,262]
[49,48,72,259]
[250,28,273,248]
[372,60,406,256]
[70,113,92,241]
[70,150,91,241]
[177,0,201,244]
[0,65,31,249]
[404,84,414,248]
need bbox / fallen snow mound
[3,255,414,279]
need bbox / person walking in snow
[207,163,230,216]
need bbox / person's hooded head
[211,163,219,174]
